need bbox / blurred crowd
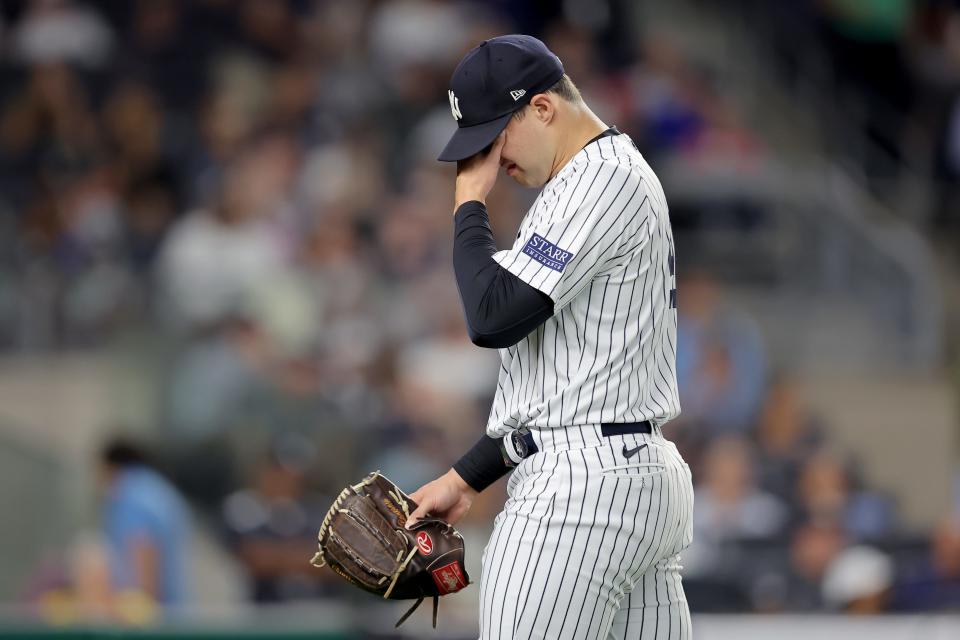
[0,0,957,624]
[670,271,960,614]
[740,0,960,227]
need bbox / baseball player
[406,35,694,639]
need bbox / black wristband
[453,434,512,492]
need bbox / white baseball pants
[478,424,694,639]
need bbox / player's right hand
[406,468,477,528]
[453,132,505,211]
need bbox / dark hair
[546,74,583,102]
[513,74,583,120]
[102,438,151,468]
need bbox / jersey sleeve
[492,161,649,310]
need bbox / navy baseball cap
[437,35,564,162]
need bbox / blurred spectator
[368,0,472,74]
[66,534,115,622]
[684,436,788,578]
[624,35,706,156]
[787,521,847,610]
[753,376,824,502]
[221,444,331,603]
[99,438,190,610]
[157,133,299,330]
[26,533,129,625]
[10,0,114,69]
[822,545,894,613]
[797,450,851,524]
[165,317,266,438]
[121,169,180,274]
[235,0,299,63]
[797,449,896,540]
[1,63,101,205]
[101,81,171,192]
[894,512,960,610]
[675,271,767,436]
[118,0,209,109]
[615,33,763,170]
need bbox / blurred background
[0,0,958,638]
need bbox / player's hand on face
[406,468,477,528]
[454,132,505,211]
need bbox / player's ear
[529,93,555,125]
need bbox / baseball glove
[310,471,470,628]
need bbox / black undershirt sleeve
[450,200,554,492]
[452,200,554,349]
[453,434,510,493]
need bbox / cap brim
[437,113,512,162]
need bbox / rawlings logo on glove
[310,471,470,627]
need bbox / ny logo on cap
[510,89,526,101]
[448,90,462,121]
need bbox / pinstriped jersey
[486,132,680,437]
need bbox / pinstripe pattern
[480,427,693,638]
[487,134,679,439]
[476,133,690,638]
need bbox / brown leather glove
[310,471,470,627]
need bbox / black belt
[600,421,653,437]
[502,421,652,466]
